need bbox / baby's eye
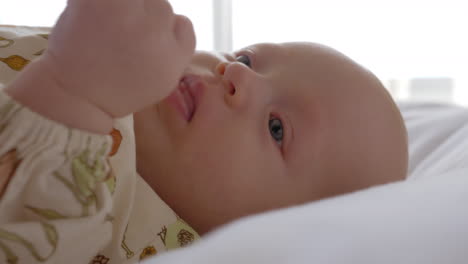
[236,55,252,68]
[269,116,283,146]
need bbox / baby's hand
[44,0,196,118]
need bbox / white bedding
[145,102,468,264]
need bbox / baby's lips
[173,14,196,53]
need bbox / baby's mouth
[167,75,204,122]
[179,76,196,121]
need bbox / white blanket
[145,102,468,264]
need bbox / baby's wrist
[4,59,113,134]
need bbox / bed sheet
[144,102,468,264]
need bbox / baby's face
[134,42,407,234]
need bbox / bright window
[232,0,468,106]
[0,0,66,26]
[169,0,213,51]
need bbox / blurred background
[1,0,467,106]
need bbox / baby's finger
[143,0,174,23]
[173,14,196,55]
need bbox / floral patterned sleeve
[0,89,115,264]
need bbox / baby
[135,42,409,235]
[0,0,407,263]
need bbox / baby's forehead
[236,42,370,97]
[250,43,349,72]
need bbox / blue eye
[236,55,252,68]
[269,117,283,146]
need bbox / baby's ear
[0,149,21,198]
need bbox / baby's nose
[216,61,261,109]
[215,62,236,96]
[215,62,228,76]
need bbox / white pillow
[144,102,468,264]
[399,101,468,179]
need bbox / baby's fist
[43,0,196,117]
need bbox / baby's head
[134,42,408,235]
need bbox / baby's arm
[5,0,195,134]
[0,0,195,262]
[0,88,114,263]
[5,58,113,134]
